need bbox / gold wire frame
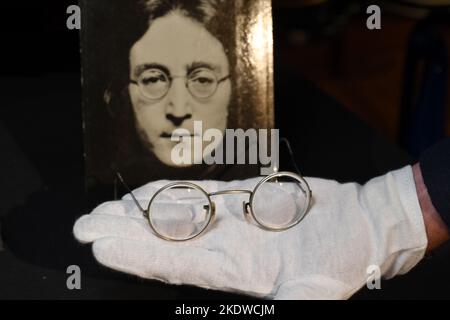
[116,171,312,241]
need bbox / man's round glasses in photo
[130,67,230,100]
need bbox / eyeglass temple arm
[218,74,231,83]
[280,137,303,176]
[279,137,311,196]
[115,172,146,214]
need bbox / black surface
[0,119,42,217]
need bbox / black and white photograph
[81,0,274,191]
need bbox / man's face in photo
[129,11,231,166]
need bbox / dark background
[0,0,450,299]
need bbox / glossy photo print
[81,0,274,193]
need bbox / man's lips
[160,132,197,139]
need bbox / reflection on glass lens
[251,174,309,229]
[148,184,211,240]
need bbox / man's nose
[165,78,192,126]
[166,114,192,127]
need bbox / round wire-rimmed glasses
[116,171,312,242]
[130,67,231,100]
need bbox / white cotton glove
[73,166,428,299]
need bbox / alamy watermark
[366,5,381,30]
[366,265,381,290]
[66,265,81,290]
[171,121,279,176]
[66,5,81,30]
[66,4,381,31]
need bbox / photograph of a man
[82,0,274,189]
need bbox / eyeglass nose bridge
[170,75,190,88]
[208,189,253,223]
[169,74,217,100]
[158,75,191,104]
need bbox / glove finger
[92,237,230,290]
[73,213,202,243]
[90,200,147,218]
[73,214,151,243]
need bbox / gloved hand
[73,166,427,299]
